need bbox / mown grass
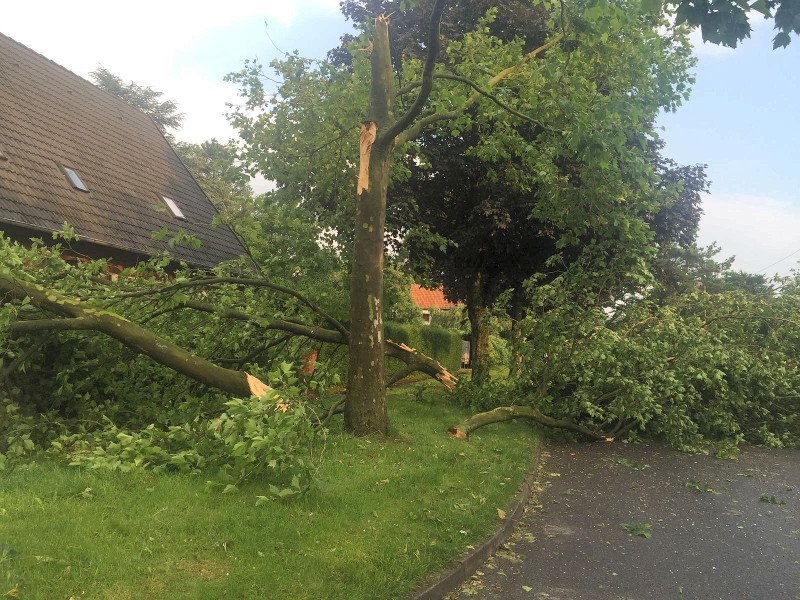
[0,381,538,599]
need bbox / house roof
[0,32,248,269]
[410,284,460,310]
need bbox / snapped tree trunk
[466,274,491,385]
[346,15,395,435]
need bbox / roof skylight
[63,166,89,192]
[162,196,187,220]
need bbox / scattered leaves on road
[622,522,652,538]
[685,480,719,494]
[758,494,786,505]
[614,458,650,471]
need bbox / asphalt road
[449,441,800,600]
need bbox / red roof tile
[410,284,460,309]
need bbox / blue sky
[659,21,800,275]
[3,1,798,274]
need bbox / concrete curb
[411,441,543,600]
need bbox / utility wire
[756,246,800,274]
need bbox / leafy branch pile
[453,272,800,450]
[0,235,337,493]
[55,385,319,499]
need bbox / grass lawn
[0,380,538,599]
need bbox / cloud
[3,1,341,81]
[169,71,241,143]
[698,193,800,275]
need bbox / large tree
[387,3,697,383]
[229,0,701,433]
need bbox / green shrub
[489,335,511,367]
[385,322,462,373]
[428,306,466,330]
[452,380,518,413]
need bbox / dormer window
[63,166,89,192]
[162,195,187,220]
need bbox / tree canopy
[90,65,185,134]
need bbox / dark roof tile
[0,32,248,268]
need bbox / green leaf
[749,0,770,16]
[641,0,662,12]
[685,480,719,494]
[622,522,652,538]
[773,32,792,49]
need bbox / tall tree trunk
[346,15,395,435]
[509,284,526,379]
[466,274,491,385]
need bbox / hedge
[384,322,463,374]
[322,322,463,383]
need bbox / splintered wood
[245,372,272,397]
[357,121,377,195]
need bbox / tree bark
[449,405,608,441]
[466,273,491,385]
[346,15,395,436]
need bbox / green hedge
[323,322,463,383]
[384,322,463,373]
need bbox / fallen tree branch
[118,297,459,389]
[1,271,458,394]
[448,405,607,441]
[0,270,271,398]
[320,397,346,428]
[385,340,458,390]
[97,276,350,343]
[385,365,417,388]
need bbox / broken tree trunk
[449,405,607,441]
[346,13,395,436]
